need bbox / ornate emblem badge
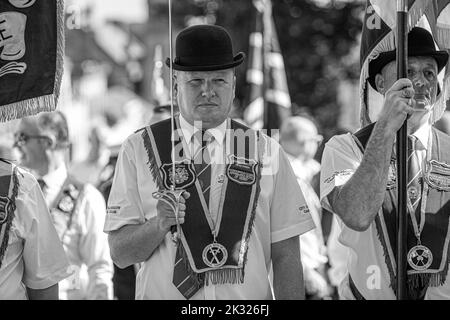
[0,196,11,225]
[408,186,419,202]
[202,243,228,268]
[424,160,450,191]
[407,245,433,271]
[226,155,257,186]
[161,161,196,190]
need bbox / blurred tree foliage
[150,0,364,134]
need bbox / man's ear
[173,73,178,97]
[43,136,56,150]
[374,73,385,94]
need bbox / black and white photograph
[0,0,450,308]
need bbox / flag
[360,0,450,127]
[0,0,65,122]
[244,0,291,131]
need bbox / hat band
[177,53,235,67]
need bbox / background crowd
[0,0,449,300]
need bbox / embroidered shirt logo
[161,161,196,190]
[298,205,310,215]
[324,169,353,184]
[107,206,120,215]
[226,155,257,186]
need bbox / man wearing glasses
[280,116,331,299]
[0,127,70,300]
[14,111,113,300]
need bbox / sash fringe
[374,216,397,294]
[0,166,19,269]
[241,132,264,269]
[55,0,65,104]
[142,129,163,189]
[205,268,245,286]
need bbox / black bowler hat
[368,27,449,90]
[166,24,245,71]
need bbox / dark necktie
[193,130,213,206]
[172,130,213,299]
[408,136,422,210]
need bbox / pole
[396,0,408,300]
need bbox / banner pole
[396,0,409,301]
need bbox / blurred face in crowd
[280,117,323,160]
[14,117,53,174]
[375,56,439,129]
[175,69,236,129]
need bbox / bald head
[280,116,322,160]
[281,116,319,142]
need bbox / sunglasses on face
[13,133,52,147]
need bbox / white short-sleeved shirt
[320,124,450,300]
[40,165,113,300]
[105,116,315,300]
[0,165,71,300]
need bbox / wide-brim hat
[368,27,449,90]
[166,24,245,72]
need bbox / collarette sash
[141,117,264,285]
[353,124,450,299]
[0,159,19,269]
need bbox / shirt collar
[179,114,227,146]
[41,164,68,190]
[411,122,431,151]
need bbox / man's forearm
[330,121,395,231]
[108,216,169,269]
[272,237,304,300]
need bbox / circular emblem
[202,243,228,268]
[0,196,11,225]
[407,245,433,271]
[408,186,419,201]
[0,209,8,225]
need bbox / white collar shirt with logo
[41,164,113,300]
[104,115,315,300]
[0,165,70,300]
[320,122,450,300]
[287,154,327,271]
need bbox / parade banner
[360,0,450,127]
[244,0,291,131]
[0,0,64,122]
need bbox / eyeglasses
[13,133,52,147]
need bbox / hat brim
[368,49,449,90]
[166,52,246,71]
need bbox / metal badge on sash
[424,160,450,191]
[0,196,11,225]
[202,242,228,268]
[407,245,433,271]
[226,155,257,186]
[161,161,196,190]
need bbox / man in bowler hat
[320,27,450,299]
[104,24,315,299]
